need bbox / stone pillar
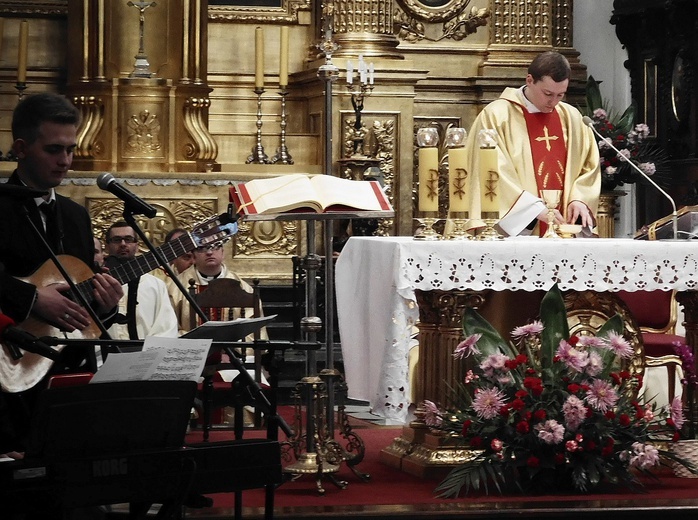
[66,0,217,173]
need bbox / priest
[465,51,601,236]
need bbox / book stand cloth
[335,236,698,424]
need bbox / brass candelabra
[271,87,294,164]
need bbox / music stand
[26,380,197,460]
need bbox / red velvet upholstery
[617,290,675,331]
[47,372,93,388]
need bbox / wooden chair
[617,289,685,403]
[188,277,268,440]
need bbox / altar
[335,236,698,424]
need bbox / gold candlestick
[447,211,472,240]
[414,213,441,240]
[477,211,503,240]
[246,87,270,164]
[14,82,27,101]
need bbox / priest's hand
[566,201,594,229]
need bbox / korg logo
[93,458,128,477]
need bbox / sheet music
[90,337,211,384]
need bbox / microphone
[582,116,678,240]
[96,173,157,218]
[0,314,59,361]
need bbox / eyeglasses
[107,236,137,244]
[194,243,223,253]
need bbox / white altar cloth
[335,236,698,424]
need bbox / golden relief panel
[0,1,66,16]
[341,111,397,237]
[233,220,299,257]
[126,109,163,156]
[491,0,569,46]
[88,197,218,248]
[393,0,489,42]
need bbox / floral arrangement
[581,76,668,191]
[424,285,693,498]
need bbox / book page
[90,337,211,383]
[241,174,321,214]
[310,176,389,211]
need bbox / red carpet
[184,423,698,516]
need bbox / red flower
[516,421,530,434]
[511,398,526,411]
[527,455,540,468]
[568,335,580,346]
[461,419,472,436]
[605,410,616,420]
[555,453,566,465]
[515,390,528,398]
[515,354,528,365]
[534,409,547,421]
[567,383,581,393]
[619,414,631,426]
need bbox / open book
[230,174,393,216]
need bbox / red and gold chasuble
[522,109,567,194]
[521,109,567,235]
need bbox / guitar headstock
[190,212,239,249]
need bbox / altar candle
[346,60,353,84]
[449,147,469,213]
[279,26,289,87]
[368,63,374,85]
[479,146,499,214]
[254,27,264,89]
[418,147,439,212]
[17,20,28,84]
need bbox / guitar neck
[111,234,197,285]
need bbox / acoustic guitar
[0,212,239,393]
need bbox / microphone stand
[584,116,678,240]
[122,212,292,439]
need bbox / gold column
[333,0,403,59]
[481,0,582,87]
[66,0,217,173]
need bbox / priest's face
[524,74,568,113]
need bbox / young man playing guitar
[0,93,123,455]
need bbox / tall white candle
[279,26,289,87]
[346,60,353,84]
[254,27,264,89]
[17,20,28,84]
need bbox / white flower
[604,165,617,175]
[639,162,656,175]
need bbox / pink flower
[670,396,685,431]
[511,321,544,339]
[585,351,603,377]
[491,439,503,452]
[627,442,659,470]
[605,331,633,359]
[556,341,588,372]
[472,387,507,420]
[464,370,478,384]
[585,379,619,413]
[635,123,650,139]
[480,353,510,378]
[422,400,442,427]
[535,419,565,445]
[563,395,587,431]
[577,336,606,348]
[593,108,608,119]
[453,334,481,359]
[566,440,579,452]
